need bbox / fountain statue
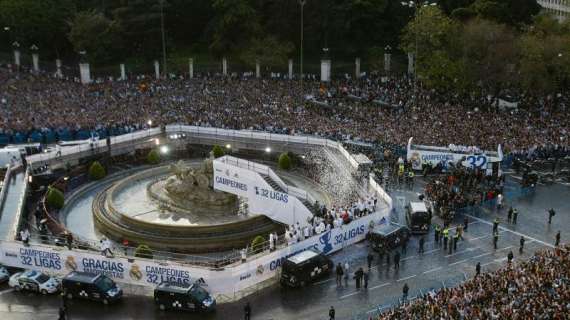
[163,158,236,206]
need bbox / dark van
[154,282,216,312]
[367,223,410,254]
[406,201,431,234]
[280,249,333,288]
[62,272,122,305]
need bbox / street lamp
[401,1,437,109]
[299,0,306,105]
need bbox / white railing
[0,164,13,214]
[370,174,392,209]
[26,128,161,164]
[8,168,30,241]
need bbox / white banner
[0,210,389,296]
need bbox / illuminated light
[226,144,231,149]
[265,147,271,153]
[160,145,169,154]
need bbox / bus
[406,137,503,172]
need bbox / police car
[0,266,10,283]
[280,249,333,288]
[8,270,60,294]
[154,282,216,312]
[62,272,122,305]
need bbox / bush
[134,244,153,259]
[251,235,265,253]
[88,161,106,180]
[278,152,292,170]
[212,145,224,158]
[46,186,65,209]
[147,149,160,165]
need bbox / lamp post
[12,41,20,71]
[299,0,306,105]
[401,1,437,109]
[30,44,39,73]
[160,0,167,78]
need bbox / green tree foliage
[278,152,292,170]
[212,145,224,159]
[400,6,462,90]
[68,10,124,64]
[88,161,106,180]
[209,0,260,57]
[46,186,65,209]
[134,244,153,259]
[111,0,167,60]
[251,235,265,253]
[0,0,76,56]
[147,149,161,165]
[518,14,570,94]
[460,19,517,97]
[240,36,293,70]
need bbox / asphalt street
[0,175,567,320]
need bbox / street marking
[449,259,469,266]
[444,247,479,258]
[496,246,514,252]
[315,278,333,285]
[466,214,555,248]
[397,275,416,282]
[369,282,391,291]
[402,255,417,261]
[423,248,439,255]
[467,230,507,241]
[0,288,14,296]
[471,252,492,259]
[340,290,363,299]
[422,267,442,274]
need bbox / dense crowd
[1,67,570,156]
[425,165,504,222]
[378,245,570,319]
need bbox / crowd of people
[425,165,504,222]
[377,244,570,319]
[1,66,570,157]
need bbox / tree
[68,10,124,65]
[212,145,224,159]
[460,19,518,99]
[240,36,293,70]
[209,0,260,57]
[46,186,65,209]
[134,244,153,259]
[278,152,292,170]
[147,149,161,165]
[88,161,106,180]
[0,0,76,56]
[400,6,461,90]
[250,235,265,254]
[111,0,167,60]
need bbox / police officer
[508,206,513,223]
[402,283,409,301]
[329,306,336,320]
[367,252,374,270]
[512,209,518,224]
[464,215,469,231]
[555,231,561,246]
[394,252,400,270]
[493,218,499,234]
[475,262,481,277]
[418,237,425,254]
[493,231,499,249]
[507,250,514,264]
[548,208,556,224]
[434,224,440,245]
[453,231,460,252]
[408,171,415,189]
[519,236,525,254]
[244,302,252,320]
[443,227,449,250]
[335,263,344,287]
